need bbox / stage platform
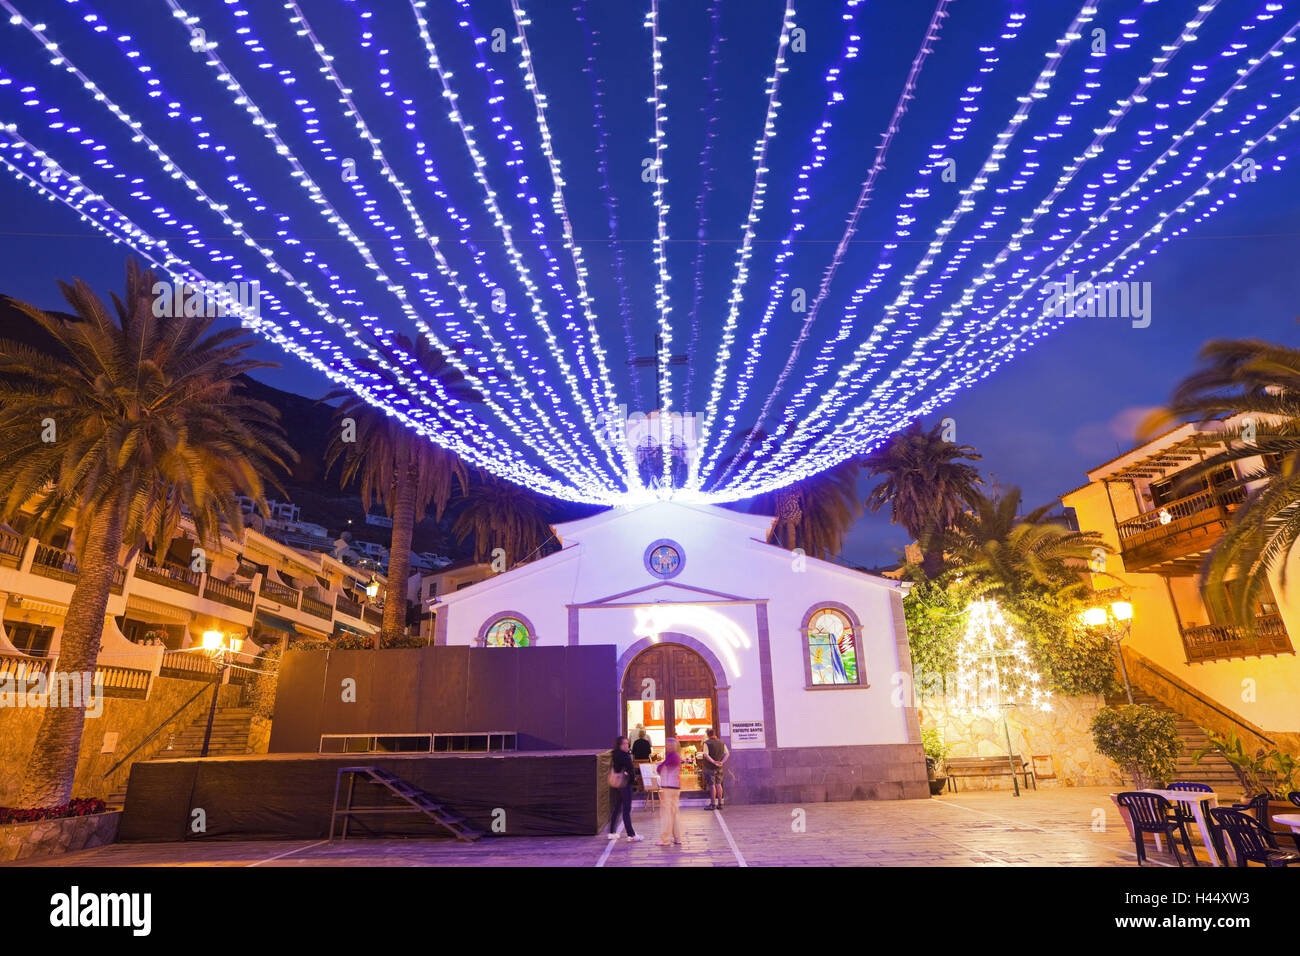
[118,750,613,842]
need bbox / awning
[315,575,332,591]
[334,622,366,637]
[277,569,300,589]
[255,611,299,636]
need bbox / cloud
[1070,405,1162,460]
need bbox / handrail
[1132,657,1275,747]
[102,682,214,780]
[1117,482,1247,539]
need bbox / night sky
[1,0,1297,566]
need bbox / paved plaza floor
[8,786,1220,867]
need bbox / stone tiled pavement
[7,787,1216,867]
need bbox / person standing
[704,727,730,810]
[607,736,642,842]
[631,728,652,760]
[655,737,683,846]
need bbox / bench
[945,755,1037,792]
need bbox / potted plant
[922,728,950,796]
[1091,705,1181,841]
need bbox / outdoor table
[1141,788,1223,867]
[1273,812,1300,836]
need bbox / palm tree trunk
[17,500,125,808]
[921,548,945,581]
[381,444,417,648]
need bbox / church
[432,500,929,804]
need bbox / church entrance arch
[622,642,718,764]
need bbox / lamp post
[199,629,237,757]
[1082,601,1135,705]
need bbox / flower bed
[0,801,119,861]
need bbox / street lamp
[199,630,238,757]
[1081,600,1135,705]
[365,577,380,600]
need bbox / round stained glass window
[644,539,685,579]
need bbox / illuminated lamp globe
[1080,607,1108,628]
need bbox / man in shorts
[702,727,729,810]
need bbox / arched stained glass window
[806,607,859,685]
[482,616,531,647]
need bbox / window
[5,621,54,657]
[804,606,861,686]
[480,615,533,647]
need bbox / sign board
[638,763,660,791]
[365,513,394,529]
[730,720,765,749]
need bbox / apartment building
[406,560,494,643]
[1061,413,1300,745]
[0,512,386,698]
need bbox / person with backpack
[607,735,642,842]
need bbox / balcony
[1116,483,1247,572]
[0,528,24,567]
[159,650,221,683]
[134,554,202,594]
[300,593,333,620]
[202,576,255,612]
[30,543,79,584]
[1180,612,1294,663]
[363,605,384,627]
[259,578,300,609]
[335,594,363,618]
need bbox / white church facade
[433,501,928,803]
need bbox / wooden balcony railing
[134,554,202,594]
[363,605,384,627]
[109,565,127,595]
[1117,483,1247,541]
[300,593,333,620]
[335,594,363,618]
[159,650,221,683]
[1180,612,1294,663]
[202,576,255,612]
[30,542,78,583]
[259,578,300,608]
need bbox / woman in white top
[655,738,683,846]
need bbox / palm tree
[452,475,554,566]
[716,427,864,560]
[0,261,292,807]
[1142,336,1300,626]
[324,334,476,647]
[863,421,983,578]
[941,487,1112,602]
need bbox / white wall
[438,502,914,749]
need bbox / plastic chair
[1165,782,1217,855]
[1115,791,1198,867]
[1208,807,1300,867]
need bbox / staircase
[331,766,483,843]
[1106,689,1242,793]
[104,706,254,808]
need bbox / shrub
[0,797,107,825]
[1091,704,1182,789]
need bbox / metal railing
[1133,657,1274,747]
[1117,482,1247,541]
[103,682,213,781]
[1180,611,1294,663]
[259,578,300,608]
[134,554,202,594]
[202,575,255,612]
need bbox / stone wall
[248,715,272,755]
[921,693,1123,790]
[0,677,243,806]
[0,810,120,862]
[725,743,930,804]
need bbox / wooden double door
[622,642,716,741]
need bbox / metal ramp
[330,766,483,843]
